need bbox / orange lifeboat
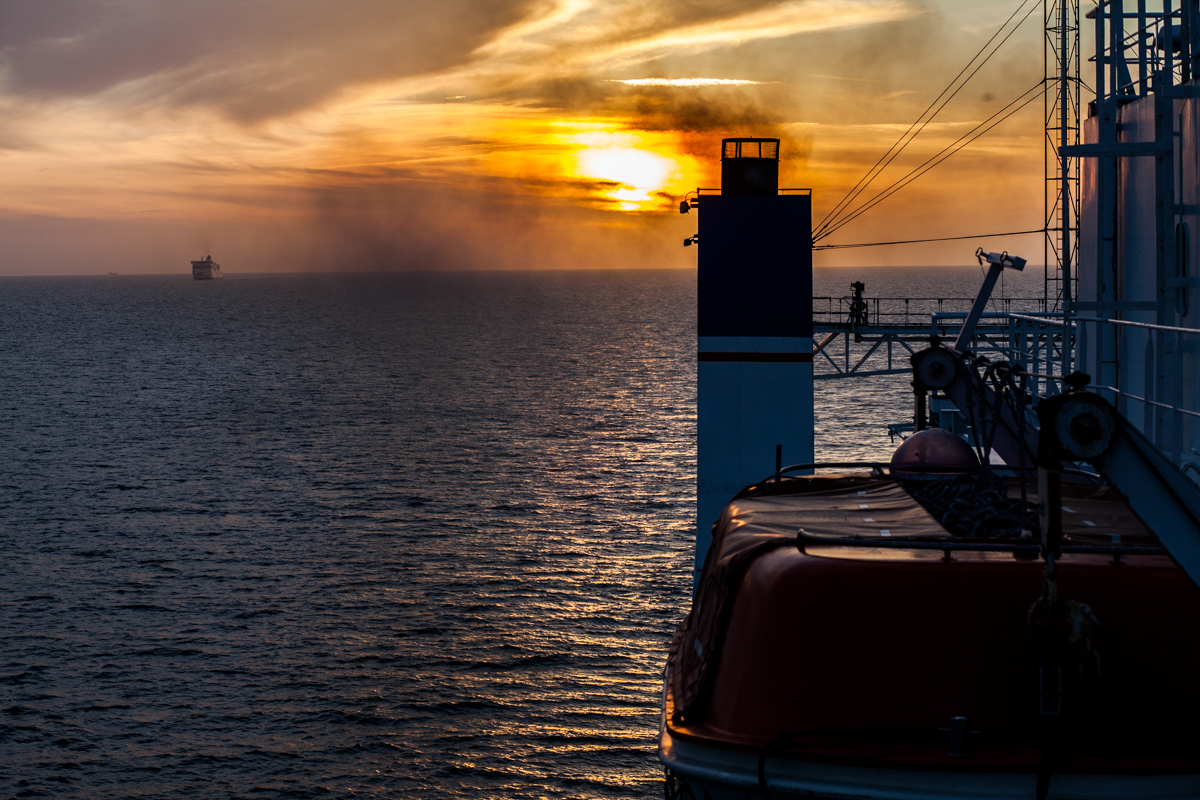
[660,465,1200,799]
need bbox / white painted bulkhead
[696,339,814,582]
[1078,79,1200,469]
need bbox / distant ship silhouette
[191,255,222,280]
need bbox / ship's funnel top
[721,137,780,196]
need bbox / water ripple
[0,267,1042,798]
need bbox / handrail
[1072,315,1200,336]
[749,462,890,488]
[933,311,1057,319]
[694,187,812,195]
[997,312,1200,431]
[1008,312,1068,325]
[1088,385,1200,420]
[796,532,1166,558]
[814,296,985,302]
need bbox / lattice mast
[1044,0,1081,336]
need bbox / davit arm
[909,342,1200,587]
[1037,385,1200,588]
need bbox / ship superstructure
[1072,0,1200,475]
[688,138,814,587]
[191,255,222,280]
[660,2,1200,797]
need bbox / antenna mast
[1045,0,1081,370]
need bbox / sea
[0,267,1045,799]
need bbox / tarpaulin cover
[1040,483,1158,546]
[670,476,1169,726]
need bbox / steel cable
[813,228,1045,250]
[815,82,1045,242]
[813,0,1041,240]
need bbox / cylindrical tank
[720,138,780,196]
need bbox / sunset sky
[0,0,1057,274]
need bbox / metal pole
[1165,0,1176,81]
[955,261,1006,351]
[1060,0,1074,375]
[1111,0,1122,97]
[1046,0,1053,311]
[1153,0,1175,450]
[1140,0,1149,95]
[1096,1,1106,106]
[1183,0,1193,81]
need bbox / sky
[0,0,1056,275]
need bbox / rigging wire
[816,7,1043,242]
[814,81,1045,243]
[817,82,1043,241]
[813,228,1045,250]
[818,81,1045,239]
[812,0,1040,240]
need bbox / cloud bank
[0,0,1048,273]
[0,0,537,122]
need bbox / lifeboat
[660,431,1200,799]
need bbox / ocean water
[0,267,1044,799]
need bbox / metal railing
[930,309,1064,363]
[811,305,1198,465]
[1004,313,1073,400]
[985,312,1200,469]
[1072,314,1200,460]
[1089,0,1198,104]
[812,296,1047,328]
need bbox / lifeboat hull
[661,716,1200,799]
[660,475,1200,797]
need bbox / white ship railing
[997,312,1200,472]
[929,311,1070,400]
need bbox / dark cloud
[0,0,538,122]
[452,1,1042,136]
[403,2,952,161]
[0,0,1046,275]
[622,86,786,132]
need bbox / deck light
[975,248,1026,271]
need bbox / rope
[906,471,1037,539]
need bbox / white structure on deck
[1073,0,1200,475]
[687,138,815,587]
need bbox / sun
[574,146,680,211]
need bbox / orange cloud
[0,0,1048,274]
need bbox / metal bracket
[1060,142,1171,157]
[1038,389,1200,588]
